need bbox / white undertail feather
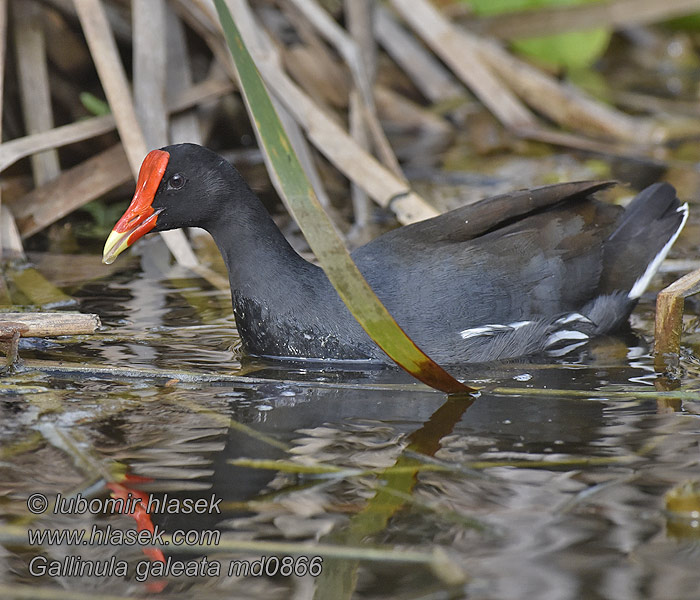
[628,203,689,299]
[544,329,590,357]
[456,202,688,356]
[547,341,588,357]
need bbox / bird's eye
[168,173,186,190]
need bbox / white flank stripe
[555,313,590,326]
[546,330,589,347]
[460,325,506,340]
[460,322,534,340]
[628,202,689,299]
[459,320,535,340]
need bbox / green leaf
[665,13,700,30]
[512,29,610,69]
[213,0,472,395]
[468,0,611,69]
[79,92,111,116]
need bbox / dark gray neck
[199,186,374,359]
[203,187,325,311]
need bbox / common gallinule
[103,144,688,364]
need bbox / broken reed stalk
[654,268,700,372]
[473,35,649,141]
[0,312,100,336]
[0,114,115,172]
[0,312,98,366]
[390,0,655,143]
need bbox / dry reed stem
[391,0,658,143]
[73,0,198,267]
[289,0,403,179]
[72,0,147,173]
[133,0,169,148]
[166,2,204,145]
[474,34,655,142]
[0,76,233,174]
[0,114,115,172]
[389,0,536,131]
[480,0,700,40]
[0,0,20,259]
[218,0,438,224]
[0,206,24,260]
[374,5,463,104]
[12,144,131,238]
[349,89,372,230]
[346,0,374,231]
[184,0,334,211]
[13,0,61,186]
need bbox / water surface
[1,245,699,600]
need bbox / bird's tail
[598,183,688,300]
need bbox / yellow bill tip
[102,229,131,265]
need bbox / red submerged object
[103,143,688,364]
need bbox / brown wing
[379,180,616,248]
